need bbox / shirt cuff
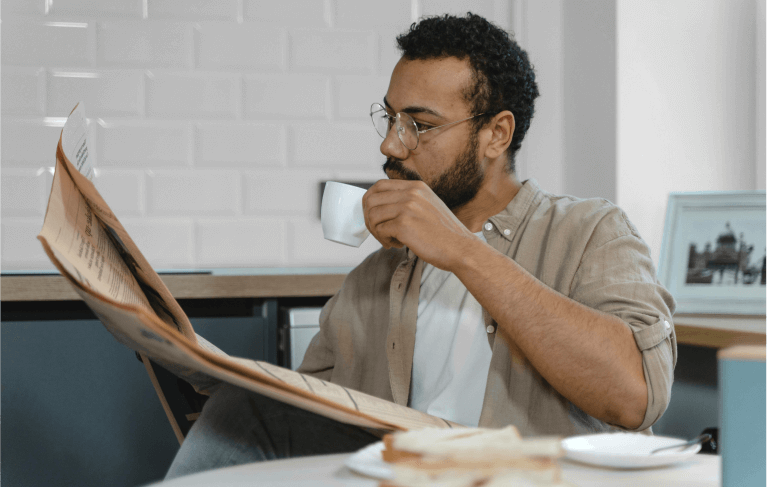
[632,314,673,351]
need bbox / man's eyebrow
[383,96,443,119]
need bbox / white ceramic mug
[321,182,371,247]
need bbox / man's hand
[362,179,480,270]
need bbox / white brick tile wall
[290,123,381,167]
[2,0,46,15]
[1,169,49,217]
[48,0,144,18]
[2,19,91,67]
[1,218,54,270]
[2,67,45,115]
[148,0,239,21]
[334,75,391,120]
[146,71,239,118]
[196,218,286,267]
[97,121,190,167]
[1,119,65,166]
[93,169,145,216]
[335,0,412,29]
[2,1,511,271]
[196,23,285,70]
[378,28,403,75]
[243,0,328,28]
[47,70,143,117]
[119,218,195,268]
[244,169,332,215]
[422,0,483,18]
[97,21,192,67]
[290,29,376,74]
[288,217,381,266]
[244,74,328,119]
[195,122,285,166]
[147,170,240,216]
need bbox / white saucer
[561,432,702,469]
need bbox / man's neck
[453,170,522,233]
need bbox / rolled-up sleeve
[630,314,677,430]
[569,209,677,432]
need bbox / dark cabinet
[1,298,288,487]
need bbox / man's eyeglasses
[370,103,486,151]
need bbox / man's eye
[414,122,430,131]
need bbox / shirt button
[664,320,670,329]
[503,229,511,236]
[484,222,493,231]
[486,325,495,334]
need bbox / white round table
[152,452,720,486]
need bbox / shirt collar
[487,178,542,241]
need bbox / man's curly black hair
[396,13,539,173]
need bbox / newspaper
[38,104,460,433]
[61,103,96,180]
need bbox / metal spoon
[650,433,712,454]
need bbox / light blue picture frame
[658,191,766,315]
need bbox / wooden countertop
[1,273,347,301]
[3,274,764,349]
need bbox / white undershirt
[409,233,493,427]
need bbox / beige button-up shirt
[298,179,677,436]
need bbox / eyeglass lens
[371,104,390,138]
[370,103,420,150]
[395,113,419,150]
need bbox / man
[166,13,676,478]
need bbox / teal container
[719,345,766,487]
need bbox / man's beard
[382,135,484,210]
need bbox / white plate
[346,433,701,477]
[561,432,702,469]
[345,441,393,479]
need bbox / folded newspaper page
[38,104,461,433]
[61,103,96,180]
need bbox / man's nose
[380,124,409,160]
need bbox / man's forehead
[384,56,474,116]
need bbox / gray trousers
[165,383,380,480]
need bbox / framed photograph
[658,191,766,315]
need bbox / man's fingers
[363,178,427,205]
[367,202,402,228]
[363,188,411,212]
[366,202,404,244]
[363,184,419,234]
[361,179,434,251]
[364,180,432,216]
[374,219,405,249]
[370,178,423,191]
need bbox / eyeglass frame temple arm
[416,112,486,135]
[371,104,487,135]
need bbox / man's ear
[483,110,515,159]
